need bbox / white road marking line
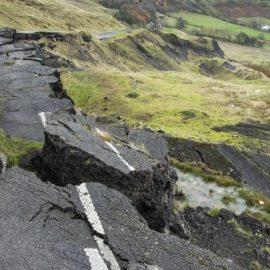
[105,142,135,171]
[77,183,105,235]
[77,183,121,270]
[84,248,108,270]
[95,128,135,171]
[38,112,47,128]
[94,236,121,270]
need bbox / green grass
[207,208,220,217]
[0,130,42,167]
[227,218,253,237]
[239,189,270,212]
[62,62,270,152]
[171,158,241,187]
[169,12,270,41]
[220,41,270,66]
[237,17,270,27]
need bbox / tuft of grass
[250,261,264,270]
[222,195,237,205]
[227,218,253,237]
[4,60,16,66]
[96,131,114,142]
[0,130,42,167]
[261,246,270,255]
[207,208,220,217]
[134,143,150,155]
[171,158,241,187]
[238,189,270,214]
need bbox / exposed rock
[178,207,270,269]
[213,121,270,141]
[223,61,236,71]
[126,92,139,98]
[41,119,175,232]
[161,32,224,58]
[217,144,270,196]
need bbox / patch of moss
[0,130,42,167]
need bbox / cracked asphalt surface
[0,29,73,142]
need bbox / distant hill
[101,0,270,24]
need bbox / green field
[237,16,270,27]
[169,12,270,41]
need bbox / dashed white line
[94,236,121,270]
[77,183,121,270]
[105,141,135,171]
[38,112,47,128]
[95,128,135,172]
[84,248,108,270]
[77,183,105,235]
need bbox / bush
[115,8,134,24]
[175,17,186,29]
[234,32,263,47]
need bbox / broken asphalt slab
[40,118,175,232]
[0,167,244,270]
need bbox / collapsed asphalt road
[0,167,244,270]
[0,28,268,269]
[0,28,73,142]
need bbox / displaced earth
[0,28,269,270]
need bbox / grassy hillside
[0,0,124,33]
[59,30,270,155]
[37,29,223,70]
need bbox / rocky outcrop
[41,118,176,232]
[161,32,224,58]
[166,136,270,196]
[14,31,68,41]
[0,167,244,270]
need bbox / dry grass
[0,0,124,33]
